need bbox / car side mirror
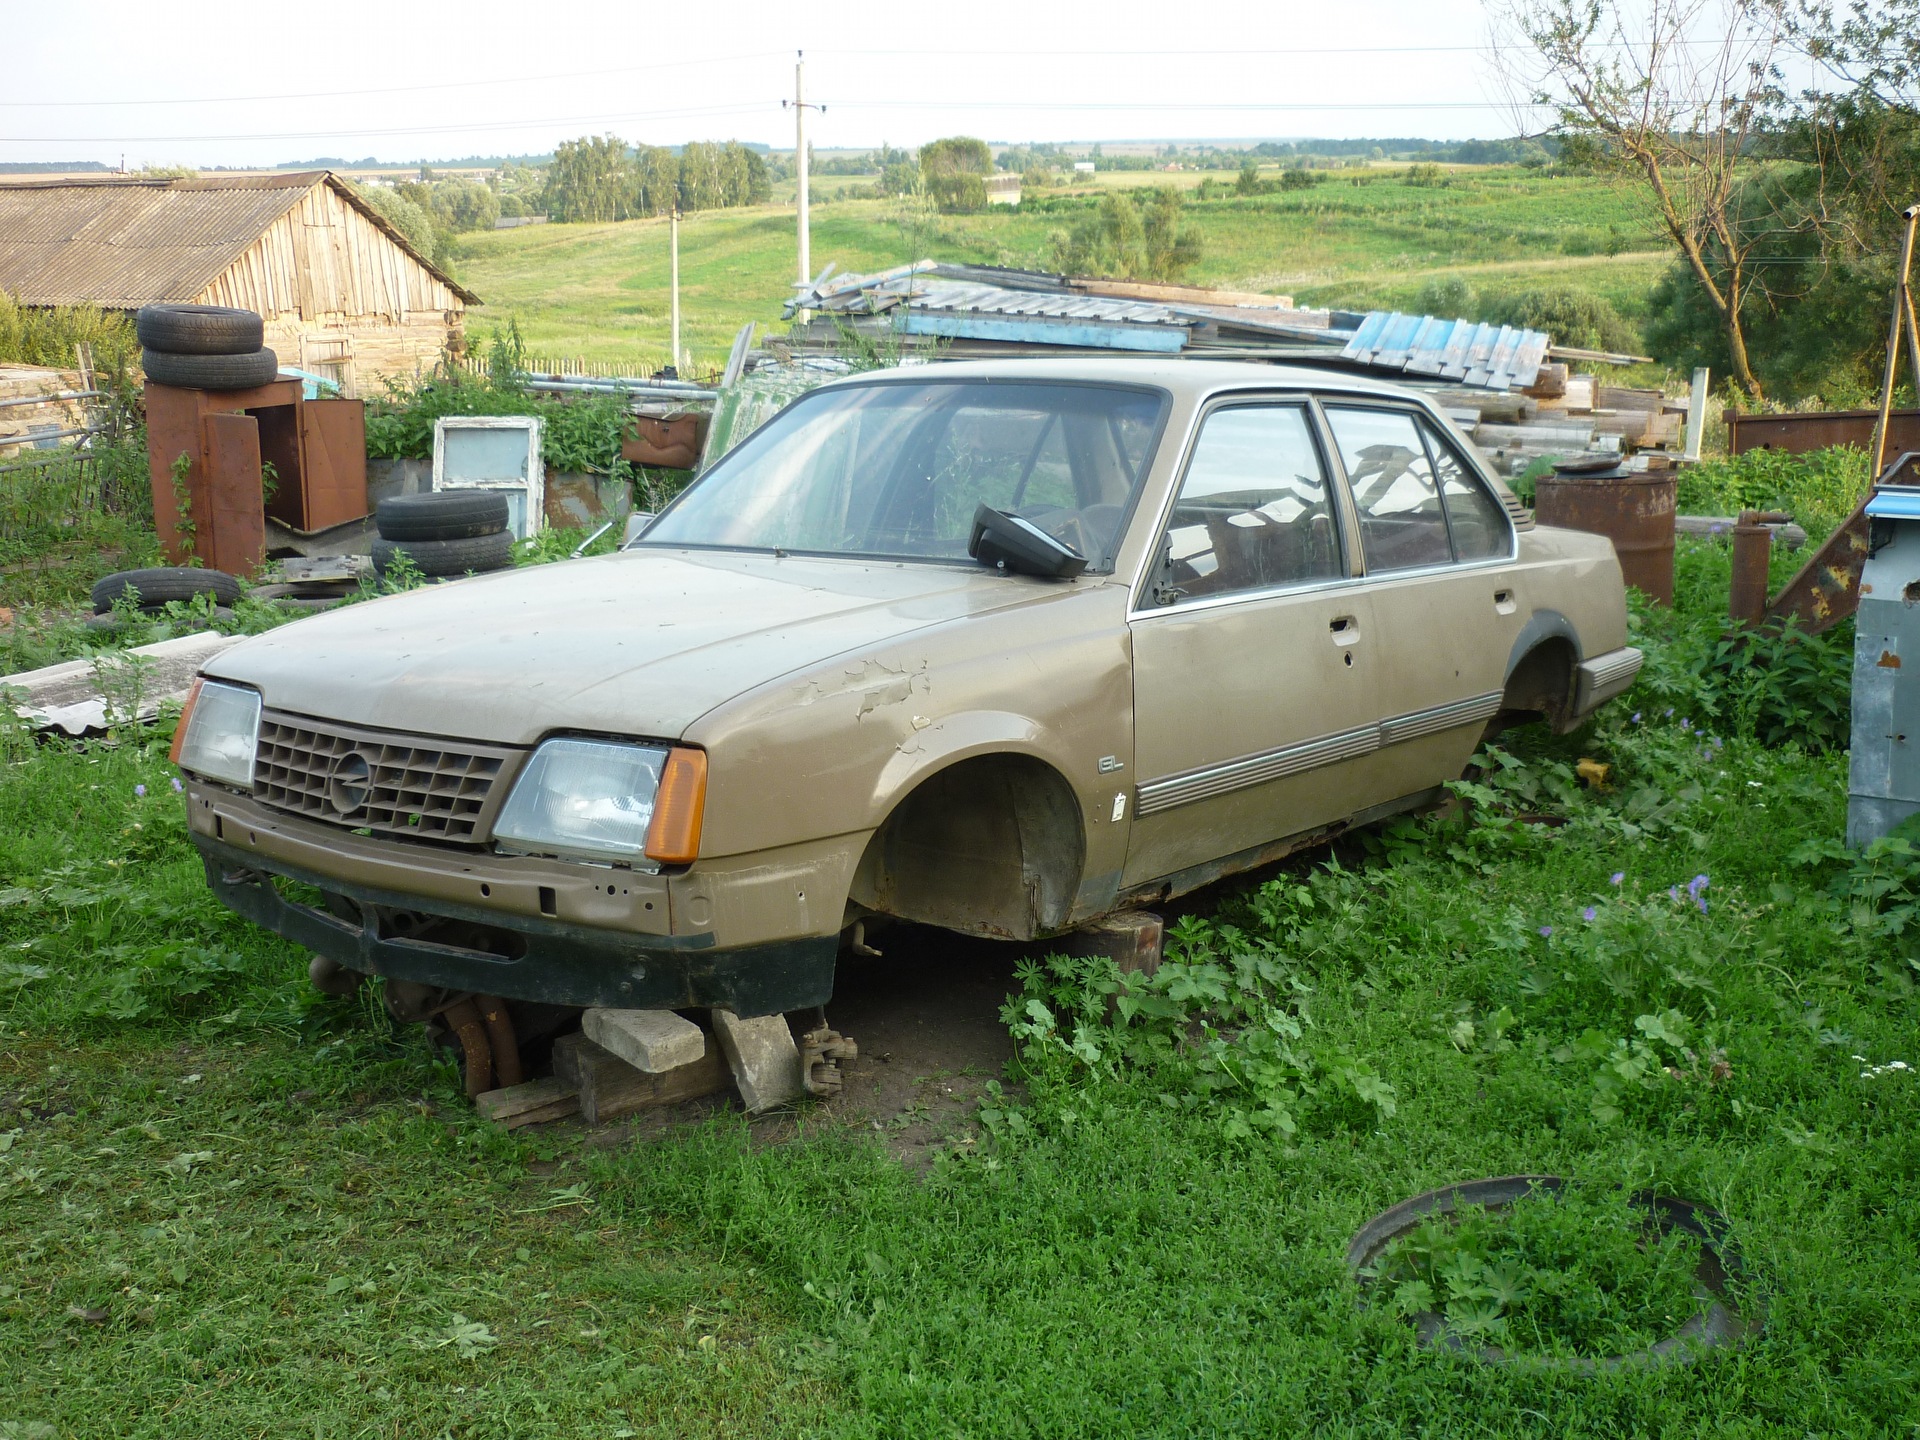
[622,512,655,548]
[968,505,1087,580]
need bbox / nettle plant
[1003,891,1398,1143]
[1525,875,1735,1124]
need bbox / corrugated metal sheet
[0,172,476,309]
[786,261,1549,390]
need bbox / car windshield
[641,380,1165,569]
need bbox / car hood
[203,548,1069,745]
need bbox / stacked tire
[88,567,243,630]
[136,305,278,391]
[372,491,515,580]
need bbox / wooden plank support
[553,1030,730,1124]
[475,1076,580,1129]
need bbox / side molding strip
[1135,691,1502,818]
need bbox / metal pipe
[1730,509,1792,626]
[0,389,104,410]
[0,426,99,449]
[1870,205,1920,479]
[519,379,718,401]
[440,998,494,1098]
[570,519,617,558]
[476,996,523,1089]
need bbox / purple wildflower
[1610,872,1625,886]
[1688,874,1709,899]
[1681,717,1692,731]
[1631,712,1642,723]
[1669,886,1681,901]
[1665,708,1674,718]
[171,777,183,793]
[1538,925,1554,938]
[134,784,145,797]
[1582,906,1598,922]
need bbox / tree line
[540,137,771,223]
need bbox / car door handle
[1329,615,1361,646]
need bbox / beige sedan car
[176,359,1640,1019]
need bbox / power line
[0,51,786,109]
[0,102,776,146]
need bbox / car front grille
[252,712,520,843]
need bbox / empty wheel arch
[848,753,1086,941]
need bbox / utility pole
[669,205,681,376]
[783,51,826,306]
[796,53,809,287]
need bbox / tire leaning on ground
[91,566,244,614]
[372,531,515,579]
[376,490,512,542]
[141,346,279,392]
[135,304,264,356]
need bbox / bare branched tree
[1489,0,1785,398]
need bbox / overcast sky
[1,0,1569,169]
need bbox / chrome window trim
[1135,690,1504,817]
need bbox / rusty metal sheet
[1729,407,1920,457]
[1764,453,1920,633]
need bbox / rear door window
[1324,407,1452,574]
[1422,419,1512,561]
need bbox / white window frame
[432,415,544,539]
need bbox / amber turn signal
[168,677,205,766]
[644,747,707,865]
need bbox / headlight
[493,738,706,867]
[170,679,261,787]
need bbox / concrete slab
[711,1008,805,1113]
[582,1007,707,1074]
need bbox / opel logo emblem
[326,751,372,815]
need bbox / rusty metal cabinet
[145,380,367,576]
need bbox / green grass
[456,167,1668,371]
[6,524,1918,1434]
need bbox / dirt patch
[797,924,1017,1159]
[578,923,1017,1161]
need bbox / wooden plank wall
[196,181,466,392]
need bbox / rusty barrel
[1535,459,1676,605]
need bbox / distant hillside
[0,161,112,173]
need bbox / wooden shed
[0,171,477,394]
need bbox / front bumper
[198,836,836,1017]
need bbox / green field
[456,167,1668,374]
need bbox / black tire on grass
[135,304,264,356]
[141,347,279,391]
[91,566,243,615]
[372,531,515,579]
[376,490,512,542]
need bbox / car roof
[810,356,1439,406]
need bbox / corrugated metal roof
[0,171,476,308]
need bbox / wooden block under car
[475,1076,580,1129]
[553,1030,730,1124]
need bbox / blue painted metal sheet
[897,310,1187,352]
[1865,488,1920,519]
